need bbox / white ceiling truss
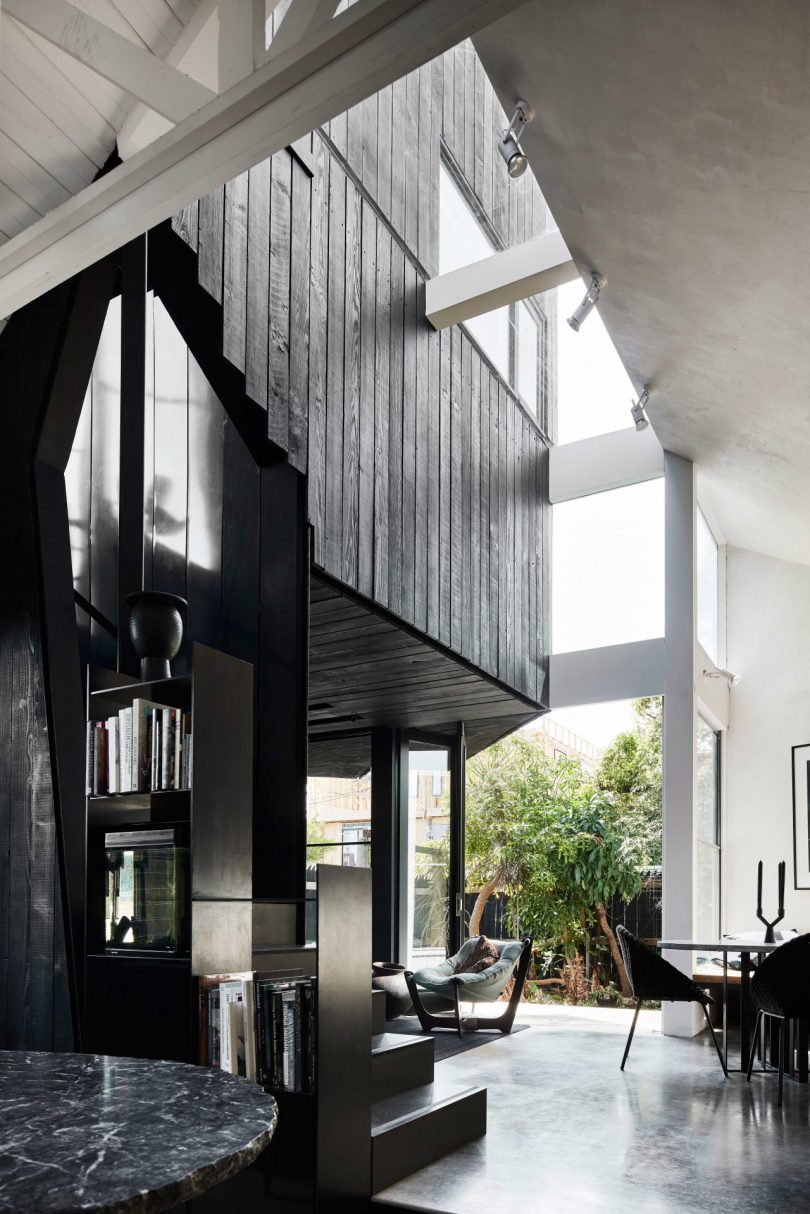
[0,0,525,318]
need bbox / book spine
[220,985,231,1073]
[293,985,303,1092]
[160,708,173,791]
[106,717,118,795]
[85,721,95,796]
[210,989,220,1068]
[198,981,208,1066]
[151,709,160,793]
[260,987,273,1087]
[120,707,131,793]
[272,992,283,1089]
[173,709,182,791]
[307,980,317,1094]
[282,993,295,1091]
[93,724,107,796]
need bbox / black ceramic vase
[372,962,413,1019]
[126,591,187,681]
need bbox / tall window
[439,160,542,418]
[695,716,721,938]
[552,479,665,654]
[697,509,720,663]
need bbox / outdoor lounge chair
[404,936,532,1037]
[617,924,727,1076]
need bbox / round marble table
[0,1050,278,1213]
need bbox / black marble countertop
[0,1050,278,1213]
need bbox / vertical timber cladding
[175,43,551,705]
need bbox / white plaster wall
[725,546,810,933]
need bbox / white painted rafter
[425,229,578,329]
[0,0,527,318]
[267,0,343,60]
[3,0,217,124]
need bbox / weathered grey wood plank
[245,159,270,409]
[268,152,292,449]
[289,156,311,472]
[324,155,346,573]
[198,186,224,303]
[387,246,404,616]
[450,325,462,652]
[426,323,441,640]
[438,326,451,649]
[373,224,391,606]
[400,260,417,624]
[358,200,377,599]
[470,355,481,668]
[223,171,248,373]
[308,134,329,566]
[341,178,362,588]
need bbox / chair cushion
[453,936,499,974]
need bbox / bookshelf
[84,642,253,1060]
[81,644,373,1210]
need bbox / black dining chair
[745,932,810,1106]
[616,925,727,1076]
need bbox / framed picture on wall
[791,743,810,888]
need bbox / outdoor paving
[373,1003,810,1214]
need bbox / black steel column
[255,460,309,904]
[448,721,467,955]
[371,726,402,963]
[117,235,147,675]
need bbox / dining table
[656,938,796,1075]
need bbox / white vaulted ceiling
[0,1,208,244]
[475,0,810,566]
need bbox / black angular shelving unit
[84,642,253,1062]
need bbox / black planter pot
[372,962,413,1019]
[126,591,187,681]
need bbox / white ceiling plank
[268,0,341,60]
[0,186,39,238]
[4,0,216,123]
[0,130,71,215]
[114,0,184,58]
[20,25,134,131]
[0,0,526,318]
[4,22,118,163]
[68,0,153,49]
[117,0,219,158]
[425,231,578,329]
[0,75,99,193]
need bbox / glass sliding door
[405,741,452,970]
[695,716,721,938]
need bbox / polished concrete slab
[373,1004,810,1214]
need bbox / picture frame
[791,743,810,889]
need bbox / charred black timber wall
[171,43,552,706]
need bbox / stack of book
[86,698,192,795]
[198,971,316,1094]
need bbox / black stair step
[371,1032,434,1101]
[371,1079,487,1193]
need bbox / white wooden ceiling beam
[4,0,216,124]
[218,0,263,89]
[117,0,221,159]
[425,229,578,329]
[0,0,526,319]
[268,0,342,61]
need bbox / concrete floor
[373,1004,810,1214]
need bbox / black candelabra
[756,859,785,943]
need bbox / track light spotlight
[703,667,741,687]
[498,99,534,179]
[566,272,606,331]
[630,385,651,431]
